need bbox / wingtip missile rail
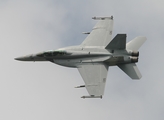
[92,16,113,20]
[75,85,85,88]
[82,32,90,34]
[81,95,102,99]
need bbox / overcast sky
[0,0,164,120]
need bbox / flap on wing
[105,34,126,50]
[78,64,108,96]
[118,63,142,79]
[81,18,113,47]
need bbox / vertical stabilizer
[105,34,126,50]
[126,36,146,51]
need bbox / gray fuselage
[15,45,139,68]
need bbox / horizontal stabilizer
[126,36,146,51]
[105,34,126,50]
[118,63,142,79]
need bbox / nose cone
[15,55,34,61]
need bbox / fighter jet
[15,16,146,99]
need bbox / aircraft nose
[15,55,34,61]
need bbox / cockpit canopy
[36,50,66,57]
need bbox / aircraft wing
[78,64,108,96]
[81,17,113,47]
